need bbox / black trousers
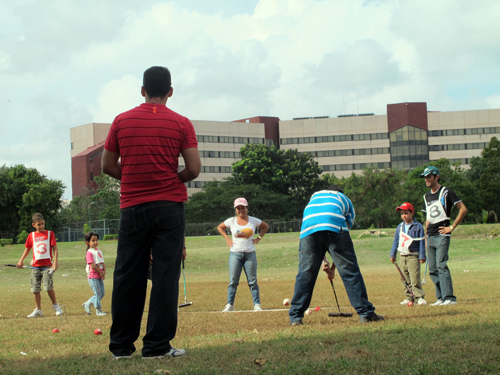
[109,201,184,357]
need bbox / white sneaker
[441,300,457,306]
[142,348,186,359]
[53,303,63,316]
[399,299,412,305]
[27,308,43,318]
[254,304,263,311]
[83,302,91,315]
[222,304,234,312]
[96,308,107,316]
[431,299,443,306]
[417,298,427,305]
[112,355,132,360]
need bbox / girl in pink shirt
[82,232,107,316]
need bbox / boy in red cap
[389,203,427,305]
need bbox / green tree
[185,180,295,224]
[474,136,500,219]
[0,164,65,239]
[91,174,120,220]
[83,223,92,235]
[232,144,328,214]
[343,167,407,229]
[404,159,479,223]
[57,194,93,224]
[58,174,120,224]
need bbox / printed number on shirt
[397,232,414,255]
[36,243,47,254]
[429,204,442,219]
[400,234,411,248]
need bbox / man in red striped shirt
[102,66,201,360]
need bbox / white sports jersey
[424,188,449,224]
[33,231,51,261]
[86,248,105,274]
[397,225,425,255]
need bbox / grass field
[1,224,499,374]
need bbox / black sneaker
[359,314,385,323]
[290,319,303,326]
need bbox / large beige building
[182,117,278,196]
[279,103,500,178]
[70,103,500,197]
[427,109,500,165]
[70,123,111,157]
[70,116,279,198]
[279,114,391,178]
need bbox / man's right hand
[16,260,23,269]
[322,261,336,280]
[390,257,396,264]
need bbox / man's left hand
[438,226,453,235]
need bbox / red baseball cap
[396,202,414,213]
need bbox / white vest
[86,248,105,274]
[32,231,51,261]
[397,223,424,255]
[424,188,449,224]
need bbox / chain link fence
[58,219,120,242]
[58,218,303,242]
[0,231,14,240]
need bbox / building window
[428,126,500,137]
[71,142,74,150]
[390,125,429,171]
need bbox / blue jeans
[427,235,455,301]
[109,201,185,357]
[86,278,105,309]
[289,230,375,323]
[228,251,260,306]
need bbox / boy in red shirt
[16,213,62,318]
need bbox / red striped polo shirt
[104,102,198,209]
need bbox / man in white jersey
[420,166,468,306]
[288,186,383,325]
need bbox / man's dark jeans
[109,201,185,357]
[289,230,375,323]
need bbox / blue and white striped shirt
[300,190,355,239]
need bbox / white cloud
[93,75,143,123]
[1,0,499,199]
[486,94,500,109]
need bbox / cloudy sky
[1,0,499,199]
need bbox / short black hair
[143,66,171,98]
[328,185,344,194]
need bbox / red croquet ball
[407,301,414,306]
[94,328,103,335]
[52,328,60,334]
[315,306,321,311]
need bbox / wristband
[450,225,454,231]
[257,236,262,239]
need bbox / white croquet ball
[305,308,313,315]
[283,298,291,306]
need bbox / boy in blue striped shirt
[289,186,383,325]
